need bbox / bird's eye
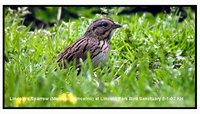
[102,22,108,27]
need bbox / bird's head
[85,18,122,40]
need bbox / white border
[0,0,199,5]
[0,0,199,114]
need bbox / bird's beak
[113,22,122,29]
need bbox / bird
[57,18,122,73]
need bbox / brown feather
[57,18,122,71]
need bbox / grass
[4,7,195,107]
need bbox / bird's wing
[57,37,96,67]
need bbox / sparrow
[57,18,122,73]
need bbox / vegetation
[4,7,195,107]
